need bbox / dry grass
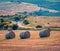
[25,17,60,27]
[0,30,60,51]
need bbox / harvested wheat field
[0,30,60,51]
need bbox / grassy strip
[18,27,60,31]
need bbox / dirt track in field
[0,30,60,51]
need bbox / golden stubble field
[25,17,60,27]
[0,30,60,51]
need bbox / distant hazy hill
[0,0,60,16]
[16,10,60,16]
[0,10,15,16]
[0,0,60,10]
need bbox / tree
[36,25,42,28]
[14,17,20,22]
[3,25,8,30]
[0,19,4,22]
[23,20,29,25]
[12,24,18,30]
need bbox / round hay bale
[5,33,11,39]
[25,31,30,38]
[8,27,13,31]
[47,28,51,32]
[39,28,51,38]
[5,31,15,39]
[20,31,30,39]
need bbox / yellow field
[0,30,60,51]
[25,17,60,27]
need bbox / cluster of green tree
[0,14,28,21]
[0,19,18,30]
[13,14,28,21]
[0,14,29,30]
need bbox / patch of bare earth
[0,30,60,51]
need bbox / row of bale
[5,28,51,39]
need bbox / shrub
[36,25,42,28]
[0,19,4,22]
[23,20,29,25]
[0,23,4,30]
[47,22,50,24]
[12,24,18,30]
[3,25,8,30]
[14,17,20,22]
